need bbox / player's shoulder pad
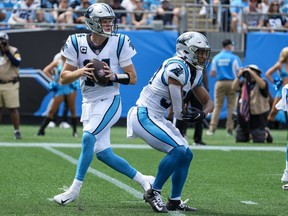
[164,57,190,85]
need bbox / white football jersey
[136,56,203,117]
[12,0,39,21]
[61,33,137,103]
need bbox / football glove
[182,107,206,123]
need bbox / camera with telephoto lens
[242,70,250,79]
[0,40,8,48]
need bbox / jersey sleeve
[61,34,78,68]
[164,60,189,86]
[118,34,137,65]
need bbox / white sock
[133,171,145,185]
[133,172,154,191]
[70,179,83,191]
[286,161,288,171]
[169,197,181,201]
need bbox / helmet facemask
[191,47,211,68]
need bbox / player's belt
[0,77,19,84]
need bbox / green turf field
[0,125,287,216]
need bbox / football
[89,58,109,86]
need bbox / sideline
[0,142,286,152]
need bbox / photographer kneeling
[231,65,273,143]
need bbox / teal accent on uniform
[137,106,178,147]
[153,146,186,191]
[196,75,203,86]
[96,148,137,179]
[117,34,125,59]
[75,131,96,181]
[170,148,193,198]
[92,95,121,135]
[71,34,79,58]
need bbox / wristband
[113,73,130,85]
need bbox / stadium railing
[0,7,186,32]
[1,5,287,34]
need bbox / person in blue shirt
[207,39,242,136]
[230,0,248,32]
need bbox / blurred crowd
[0,0,181,30]
[210,0,288,32]
[0,0,287,33]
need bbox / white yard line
[0,142,286,152]
[1,142,285,215]
[43,146,186,216]
[43,146,143,199]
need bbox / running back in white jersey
[136,56,203,117]
[61,33,137,103]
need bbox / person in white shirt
[8,0,39,27]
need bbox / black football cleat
[144,189,168,213]
[37,130,45,136]
[166,198,197,212]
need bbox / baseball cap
[246,64,262,74]
[161,0,169,2]
[222,39,235,47]
[0,32,8,40]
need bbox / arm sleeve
[169,84,183,120]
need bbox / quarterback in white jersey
[62,32,136,103]
[53,3,155,207]
[127,32,214,213]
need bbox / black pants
[175,92,203,142]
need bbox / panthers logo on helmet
[177,34,193,45]
[86,7,93,15]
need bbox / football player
[127,31,214,213]
[53,3,154,206]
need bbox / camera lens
[242,71,250,79]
